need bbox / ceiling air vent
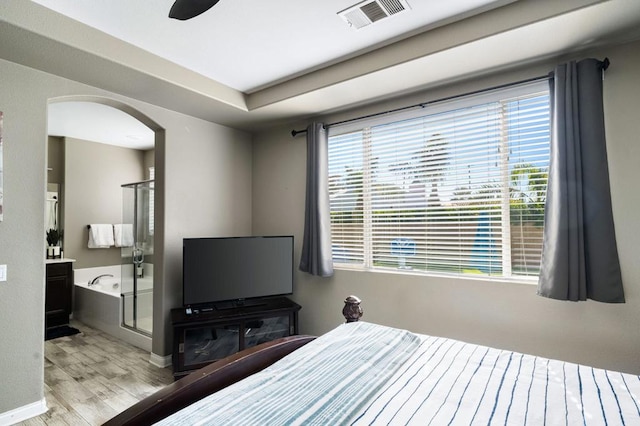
[338,0,411,30]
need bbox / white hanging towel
[113,224,134,247]
[88,224,115,248]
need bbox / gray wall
[0,57,252,417]
[157,116,252,355]
[0,59,48,418]
[252,39,640,375]
[64,137,144,268]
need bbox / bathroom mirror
[47,136,65,254]
[45,183,63,257]
[46,184,60,232]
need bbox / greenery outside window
[328,82,550,279]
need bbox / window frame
[327,81,550,283]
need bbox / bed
[105,297,640,425]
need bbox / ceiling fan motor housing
[169,0,220,20]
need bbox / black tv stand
[215,299,266,310]
[171,297,301,380]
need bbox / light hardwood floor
[18,321,173,425]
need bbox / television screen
[183,236,293,308]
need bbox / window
[328,82,550,279]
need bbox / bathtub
[77,276,122,295]
[73,265,152,352]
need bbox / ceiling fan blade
[169,0,220,20]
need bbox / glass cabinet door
[171,298,301,378]
[182,325,240,367]
[243,315,290,349]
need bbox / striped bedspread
[156,322,640,425]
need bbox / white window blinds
[328,82,550,278]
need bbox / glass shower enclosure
[121,180,154,336]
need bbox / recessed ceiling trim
[0,1,248,111]
[250,0,607,110]
[2,0,638,132]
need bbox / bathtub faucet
[88,274,114,286]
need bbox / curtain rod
[291,57,610,137]
[291,74,551,137]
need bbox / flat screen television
[182,236,293,309]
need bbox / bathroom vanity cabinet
[45,260,74,330]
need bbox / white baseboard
[0,398,47,426]
[149,352,172,368]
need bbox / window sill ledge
[332,264,539,286]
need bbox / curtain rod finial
[602,57,610,71]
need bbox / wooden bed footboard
[104,334,315,426]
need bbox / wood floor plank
[46,348,86,369]
[102,390,140,414]
[39,389,72,420]
[51,379,96,404]
[109,374,161,400]
[17,321,172,426]
[44,340,65,355]
[68,351,97,365]
[79,346,108,364]
[120,363,172,387]
[71,396,119,425]
[43,357,54,369]
[17,417,47,426]
[41,416,71,426]
[79,376,122,401]
[55,338,84,354]
[50,411,90,426]
[63,362,101,383]
[44,364,74,386]
[86,360,129,380]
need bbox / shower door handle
[133,248,144,265]
[133,247,144,279]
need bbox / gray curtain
[299,123,334,277]
[537,58,624,302]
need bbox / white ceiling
[2,0,640,148]
[30,0,510,93]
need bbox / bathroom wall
[64,137,145,269]
[46,137,63,184]
[144,149,154,179]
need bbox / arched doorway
[46,96,164,351]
